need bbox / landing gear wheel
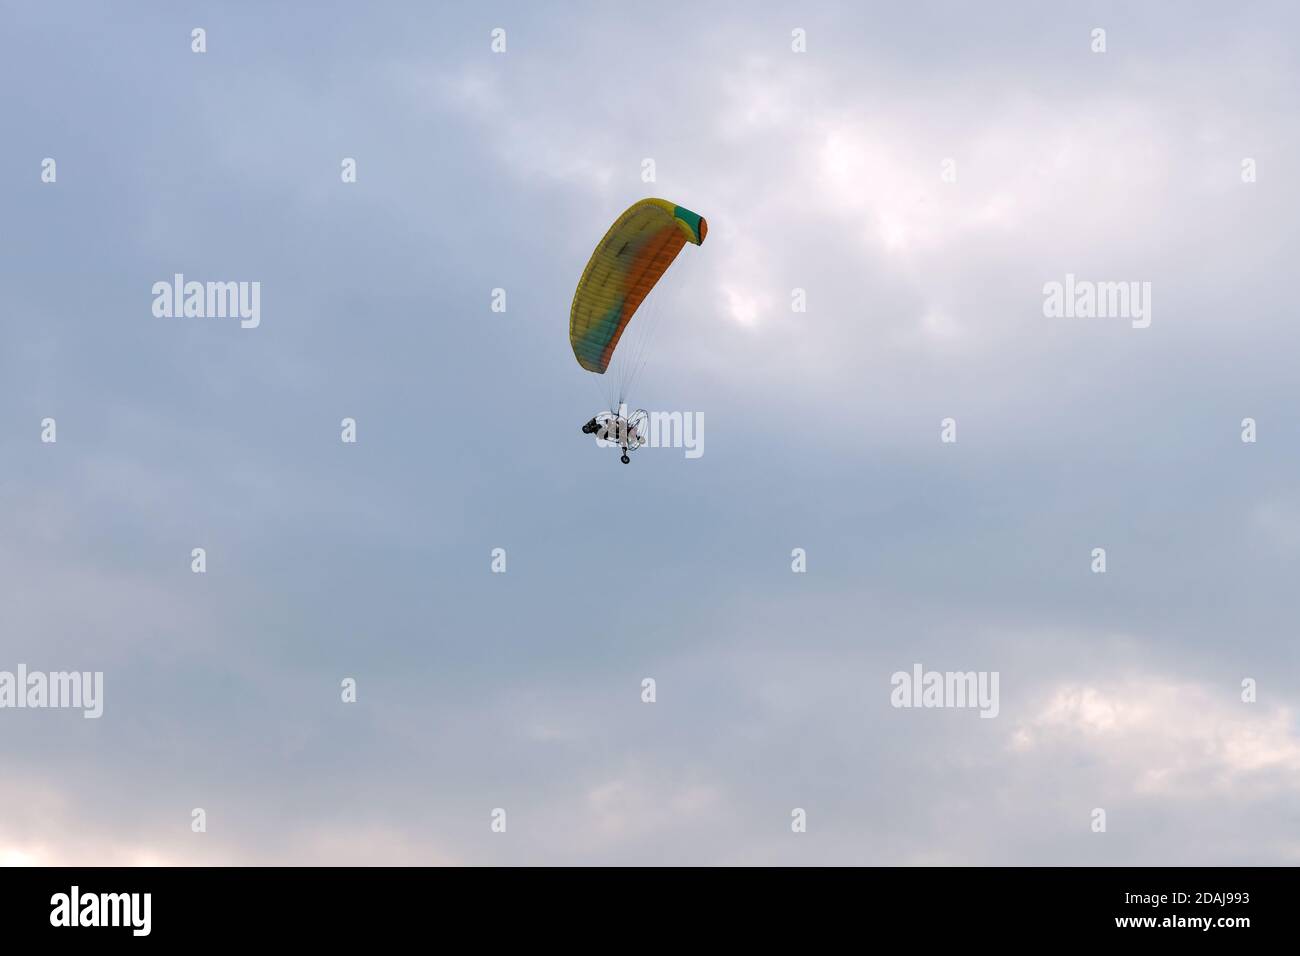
[621,454,631,464]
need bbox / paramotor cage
[594,408,649,451]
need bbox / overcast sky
[2,0,1298,865]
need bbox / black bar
[1,866,1290,943]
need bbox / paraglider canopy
[569,198,707,376]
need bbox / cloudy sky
[2,0,1298,865]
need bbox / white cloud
[583,764,727,844]
[1013,678,1300,796]
[0,773,459,866]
